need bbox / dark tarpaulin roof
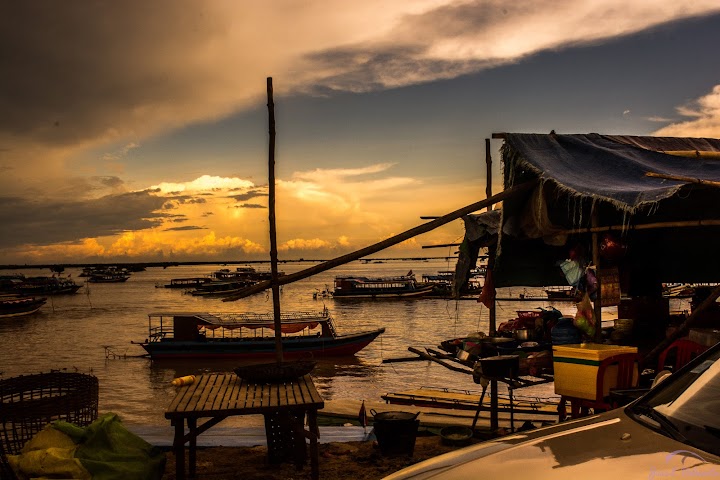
[456,133,720,289]
[503,133,720,211]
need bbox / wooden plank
[228,377,246,410]
[181,374,212,413]
[304,375,324,405]
[167,377,202,414]
[190,374,219,413]
[210,374,233,411]
[269,382,279,408]
[278,381,289,407]
[290,380,301,405]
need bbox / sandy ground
[161,434,484,480]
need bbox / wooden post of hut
[591,208,603,343]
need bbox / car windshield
[629,344,720,456]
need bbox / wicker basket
[0,372,99,456]
[234,360,317,383]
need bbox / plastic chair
[657,338,708,373]
[567,352,639,419]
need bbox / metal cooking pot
[514,328,536,341]
[370,409,420,422]
[476,355,520,379]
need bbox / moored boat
[10,275,82,295]
[0,294,47,318]
[333,273,434,299]
[135,308,385,359]
[160,277,212,289]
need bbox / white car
[384,342,720,480]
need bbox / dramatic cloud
[653,85,720,138]
[0,191,169,248]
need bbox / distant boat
[159,277,212,289]
[189,279,255,297]
[333,273,434,299]
[88,272,130,283]
[135,308,385,359]
[0,294,47,318]
[13,275,81,295]
[544,286,577,300]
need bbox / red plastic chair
[657,338,708,373]
[567,352,639,419]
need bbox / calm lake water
[2,259,680,428]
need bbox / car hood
[384,409,720,480]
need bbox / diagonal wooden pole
[223,179,537,301]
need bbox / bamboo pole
[266,77,283,363]
[591,208,603,343]
[223,180,538,301]
[559,219,720,235]
[485,139,492,212]
[645,171,720,188]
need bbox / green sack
[53,412,166,480]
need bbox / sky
[2,1,720,265]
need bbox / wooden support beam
[222,180,537,301]
[421,243,461,249]
[559,219,720,235]
[645,171,720,188]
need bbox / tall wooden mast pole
[267,77,283,363]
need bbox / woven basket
[0,372,99,456]
[234,360,317,383]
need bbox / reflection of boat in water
[333,273,434,299]
[312,285,334,300]
[0,294,47,318]
[135,308,385,359]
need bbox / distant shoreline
[0,257,458,271]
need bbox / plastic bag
[573,292,596,337]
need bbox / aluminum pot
[514,328,536,341]
[476,355,520,379]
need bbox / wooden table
[165,373,324,479]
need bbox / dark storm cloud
[0,191,169,248]
[234,203,265,209]
[0,1,229,146]
[164,225,207,232]
[92,176,125,189]
[228,191,268,202]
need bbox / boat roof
[149,310,331,327]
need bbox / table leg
[188,418,197,478]
[308,409,320,480]
[172,419,186,480]
[490,380,499,431]
[509,388,514,433]
[471,384,488,429]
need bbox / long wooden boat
[189,279,254,297]
[333,274,435,299]
[135,308,385,359]
[14,276,81,295]
[160,277,212,289]
[0,295,47,318]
